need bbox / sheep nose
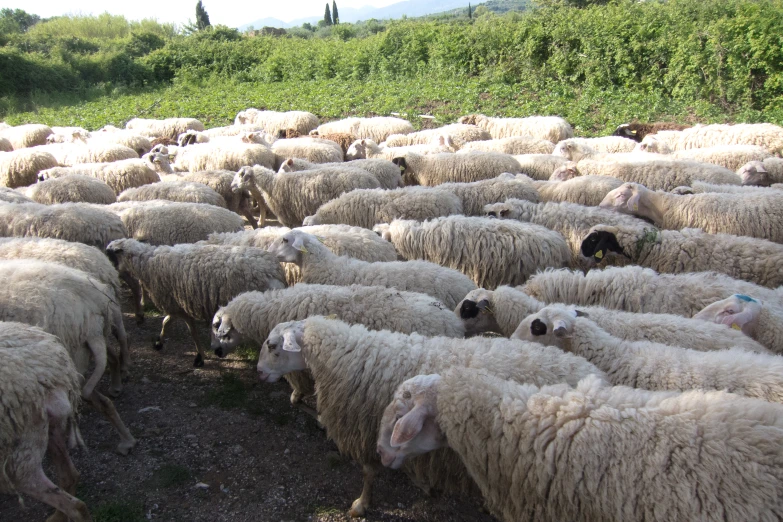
[487,211,497,217]
[214,347,224,358]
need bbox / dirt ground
[0,290,498,522]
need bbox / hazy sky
[3,0,401,28]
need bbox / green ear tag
[731,323,741,330]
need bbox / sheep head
[579,225,629,264]
[511,305,586,349]
[345,139,368,160]
[377,374,445,470]
[256,321,307,383]
[550,162,579,181]
[693,294,762,337]
[737,161,772,187]
[613,123,638,141]
[455,289,501,336]
[210,309,244,358]
[599,182,647,215]
[266,230,318,264]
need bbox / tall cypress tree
[324,3,333,26]
[332,1,339,24]
[468,3,472,19]
[195,0,211,30]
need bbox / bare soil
[0,290,497,522]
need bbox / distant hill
[239,0,474,30]
[424,0,530,19]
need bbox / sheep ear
[553,319,569,337]
[285,159,293,166]
[390,405,427,447]
[291,236,308,253]
[574,309,588,318]
[499,209,510,217]
[282,330,301,352]
[627,192,641,212]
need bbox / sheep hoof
[135,314,145,325]
[193,353,205,368]
[108,386,122,399]
[117,438,137,456]
[153,339,164,351]
[46,511,68,522]
[348,500,366,518]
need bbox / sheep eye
[283,238,288,243]
[267,343,277,351]
[402,391,411,399]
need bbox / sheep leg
[45,419,82,522]
[105,344,123,398]
[182,316,205,368]
[82,336,108,400]
[87,390,137,455]
[112,307,131,381]
[18,468,91,522]
[240,205,258,229]
[348,464,377,517]
[257,199,268,228]
[120,272,144,325]
[153,315,173,351]
[290,390,321,424]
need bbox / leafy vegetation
[1,0,781,132]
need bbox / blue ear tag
[735,294,758,303]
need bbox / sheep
[458,135,556,155]
[37,143,138,166]
[256,316,604,517]
[234,109,319,135]
[512,154,571,180]
[455,285,769,353]
[118,180,226,208]
[278,157,403,189]
[666,145,774,171]
[0,136,13,152]
[383,124,490,148]
[315,117,413,143]
[580,223,783,288]
[46,127,90,144]
[0,202,126,249]
[393,151,521,186]
[675,181,783,194]
[650,123,783,155]
[0,260,135,454]
[0,123,53,149]
[172,142,276,172]
[613,120,690,141]
[270,137,343,168]
[521,266,783,353]
[106,238,286,367]
[267,230,477,309]
[125,117,205,140]
[203,123,267,138]
[302,187,463,228]
[88,129,152,156]
[458,114,573,142]
[738,158,783,185]
[515,304,783,402]
[0,321,90,522]
[210,283,466,360]
[22,175,116,205]
[484,198,647,266]
[38,158,161,195]
[0,149,59,188]
[110,200,243,246]
[0,187,34,203]
[554,136,637,157]
[159,170,257,226]
[381,368,783,522]
[374,216,570,288]
[231,165,380,227]
[345,137,454,162]
[599,182,783,243]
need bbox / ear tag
[595,250,603,259]
[315,236,326,244]
[300,246,309,254]
[399,165,406,172]
[633,204,639,211]
[731,323,741,330]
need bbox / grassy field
[2,75,772,136]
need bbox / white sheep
[270,137,343,167]
[667,144,774,170]
[231,165,380,227]
[435,175,539,215]
[38,158,161,195]
[374,216,571,288]
[457,135,555,155]
[234,109,319,135]
[455,285,769,353]
[512,154,571,180]
[203,123,267,138]
[172,142,276,172]
[515,304,783,402]
[580,223,783,288]
[256,316,603,516]
[88,129,152,156]
[22,175,116,205]
[125,117,205,140]
[0,136,12,152]
[522,266,783,353]
[0,123,52,149]
[315,117,413,143]
[394,151,522,186]
[0,149,59,188]
[383,123,490,147]
[381,368,783,522]
[0,321,90,522]
[0,260,136,454]
[530,174,625,206]
[106,238,286,367]
[650,123,783,155]
[674,181,783,194]
[266,230,477,309]
[278,157,403,189]
[737,158,783,185]
[118,180,226,207]
[458,114,573,142]
[36,142,138,166]
[0,187,34,203]
[109,200,243,245]
[302,186,463,229]
[0,202,126,249]
[345,137,454,162]
[554,136,637,157]
[159,170,257,226]
[599,182,783,243]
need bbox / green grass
[92,500,146,522]
[234,344,259,362]
[2,74,771,137]
[150,463,192,488]
[203,373,248,409]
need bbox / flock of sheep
[1,109,783,522]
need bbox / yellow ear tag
[595,250,603,259]
[325,314,338,320]
[731,323,741,330]
[399,165,406,172]
[633,204,639,211]
[315,236,326,244]
[300,246,309,254]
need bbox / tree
[0,8,40,35]
[468,3,472,19]
[195,0,211,30]
[332,1,339,24]
[324,3,333,26]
